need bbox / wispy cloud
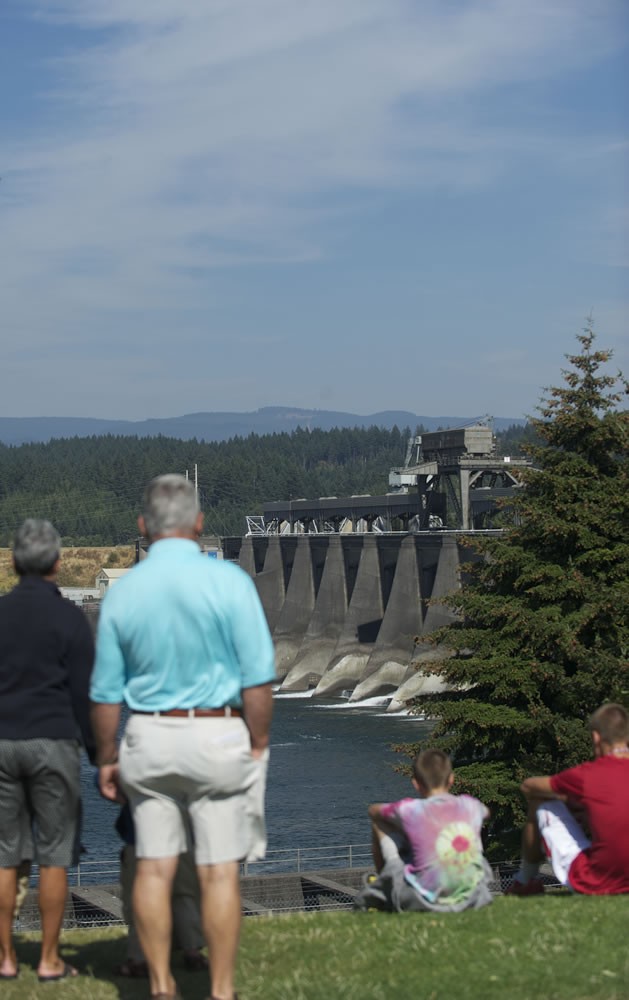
[0,0,626,415]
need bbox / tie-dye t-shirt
[380,794,489,905]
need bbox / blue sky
[1,0,627,422]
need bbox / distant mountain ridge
[0,406,524,447]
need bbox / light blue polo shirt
[90,538,275,710]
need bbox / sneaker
[505,877,545,896]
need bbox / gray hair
[143,474,200,538]
[13,519,61,576]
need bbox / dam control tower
[388,420,532,531]
[258,421,531,535]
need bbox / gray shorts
[0,738,81,868]
[120,714,267,866]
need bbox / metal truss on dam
[222,530,501,710]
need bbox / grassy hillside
[4,897,628,999]
[0,546,135,594]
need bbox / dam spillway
[223,531,498,710]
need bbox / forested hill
[0,424,533,546]
[0,407,524,446]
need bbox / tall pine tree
[402,326,629,853]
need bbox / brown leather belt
[132,707,242,718]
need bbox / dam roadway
[222,530,501,710]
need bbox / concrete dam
[222,531,497,711]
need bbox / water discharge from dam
[225,530,492,708]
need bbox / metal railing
[26,843,374,887]
[242,842,372,875]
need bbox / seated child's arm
[368,802,404,836]
[521,776,568,802]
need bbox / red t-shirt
[550,755,629,894]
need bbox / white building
[60,587,101,606]
[95,567,131,597]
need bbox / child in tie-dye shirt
[355,749,493,912]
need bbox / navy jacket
[0,575,96,762]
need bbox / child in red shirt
[509,703,629,895]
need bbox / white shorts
[120,713,268,866]
[536,801,591,888]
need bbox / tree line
[0,423,532,546]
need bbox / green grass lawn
[4,897,629,1000]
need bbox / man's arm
[91,702,124,801]
[241,682,273,760]
[89,593,128,800]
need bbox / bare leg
[133,856,178,997]
[119,845,146,965]
[172,850,205,955]
[14,861,32,920]
[522,799,545,863]
[197,861,240,1000]
[508,800,546,890]
[0,868,18,977]
[37,867,77,977]
[371,823,386,873]
[172,862,207,968]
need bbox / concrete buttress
[280,536,348,691]
[238,536,257,580]
[273,536,322,679]
[383,536,462,710]
[386,644,453,712]
[421,535,461,632]
[315,536,384,696]
[251,536,287,634]
[349,534,423,701]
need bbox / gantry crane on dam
[251,419,532,536]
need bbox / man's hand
[98,763,124,803]
[242,682,273,757]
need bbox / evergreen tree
[400,326,629,853]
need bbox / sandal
[38,962,78,982]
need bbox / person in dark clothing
[114,804,208,978]
[0,520,96,982]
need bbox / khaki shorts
[119,714,267,865]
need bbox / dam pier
[223,529,500,710]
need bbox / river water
[78,695,432,864]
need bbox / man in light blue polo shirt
[90,474,275,1000]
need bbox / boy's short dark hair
[589,703,629,745]
[413,749,452,789]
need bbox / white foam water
[273,689,314,699]
[313,695,391,709]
